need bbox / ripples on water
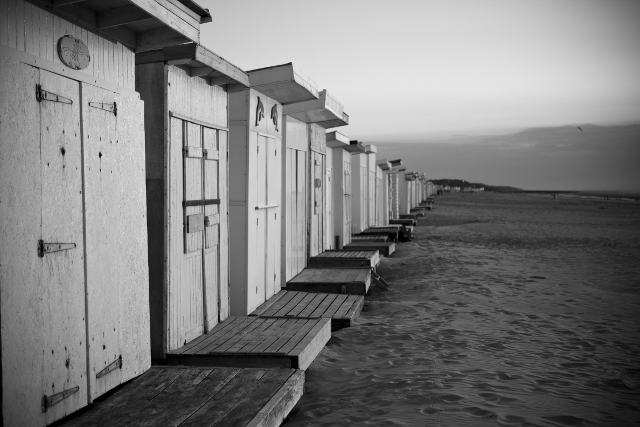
[284,193,640,426]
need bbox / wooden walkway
[345,241,395,256]
[358,227,399,241]
[308,250,379,269]
[286,267,371,295]
[166,317,331,370]
[351,235,388,242]
[251,290,365,331]
[399,213,418,220]
[409,208,426,216]
[63,366,303,427]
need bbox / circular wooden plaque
[57,35,90,70]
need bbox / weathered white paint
[329,145,352,249]
[366,147,377,227]
[309,124,326,257]
[0,0,135,91]
[1,53,150,426]
[229,89,282,316]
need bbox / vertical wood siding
[325,148,333,250]
[0,0,135,90]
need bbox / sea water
[284,192,640,426]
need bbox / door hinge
[42,386,79,412]
[38,240,76,257]
[88,101,117,116]
[96,355,122,379]
[36,85,72,104]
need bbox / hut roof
[283,90,349,128]
[346,140,366,153]
[247,63,318,104]
[326,131,351,148]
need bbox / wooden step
[286,268,371,295]
[357,227,399,241]
[62,366,304,427]
[251,290,364,331]
[345,241,395,257]
[409,208,426,216]
[399,213,418,220]
[389,218,416,226]
[309,250,379,269]
[351,235,389,242]
[166,317,330,371]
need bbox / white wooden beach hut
[365,145,378,227]
[283,89,350,260]
[238,64,319,290]
[327,131,354,249]
[388,160,403,219]
[377,159,392,225]
[228,88,283,316]
[135,44,248,358]
[0,0,210,424]
[350,141,369,234]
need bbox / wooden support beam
[136,27,190,53]
[208,76,232,86]
[51,0,88,7]
[97,5,153,29]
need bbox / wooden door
[284,148,307,281]
[40,70,88,424]
[254,134,279,301]
[325,156,333,250]
[343,161,352,246]
[368,170,375,227]
[1,57,87,426]
[310,152,324,257]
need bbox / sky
[199,0,640,190]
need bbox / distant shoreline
[487,190,640,202]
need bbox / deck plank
[287,318,332,370]
[345,241,395,257]
[189,317,258,355]
[259,291,297,317]
[251,290,287,316]
[323,294,350,318]
[280,291,317,317]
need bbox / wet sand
[284,192,640,426]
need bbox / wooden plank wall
[0,0,135,90]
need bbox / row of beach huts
[0,1,440,426]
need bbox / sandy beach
[284,192,640,426]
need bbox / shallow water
[284,193,640,426]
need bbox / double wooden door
[253,134,280,304]
[1,57,149,426]
[176,119,229,347]
[284,147,306,282]
[310,151,325,257]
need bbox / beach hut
[350,141,369,234]
[135,44,248,358]
[365,145,378,227]
[283,89,349,259]
[0,0,210,424]
[327,131,354,249]
[377,159,392,225]
[388,160,403,219]
[239,63,319,299]
[228,88,283,316]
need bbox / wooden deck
[308,250,379,269]
[62,366,303,427]
[409,208,426,216]
[286,268,371,295]
[358,227,399,241]
[399,213,418,220]
[389,218,416,226]
[351,235,389,242]
[166,316,331,370]
[345,241,395,256]
[251,290,365,331]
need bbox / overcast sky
[200,0,640,190]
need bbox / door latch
[38,240,76,257]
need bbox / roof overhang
[389,159,403,167]
[345,140,366,153]
[136,43,249,87]
[377,159,391,170]
[247,63,318,104]
[397,166,407,172]
[365,144,377,154]
[283,90,349,128]
[32,0,211,53]
[326,131,350,148]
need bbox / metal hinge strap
[36,85,72,104]
[96,355,122,379]
[38,240,76,257]
[183,198,220,207]
[88,101,117,116]
[42,386,79,412]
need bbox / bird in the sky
[577,126,583,131]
